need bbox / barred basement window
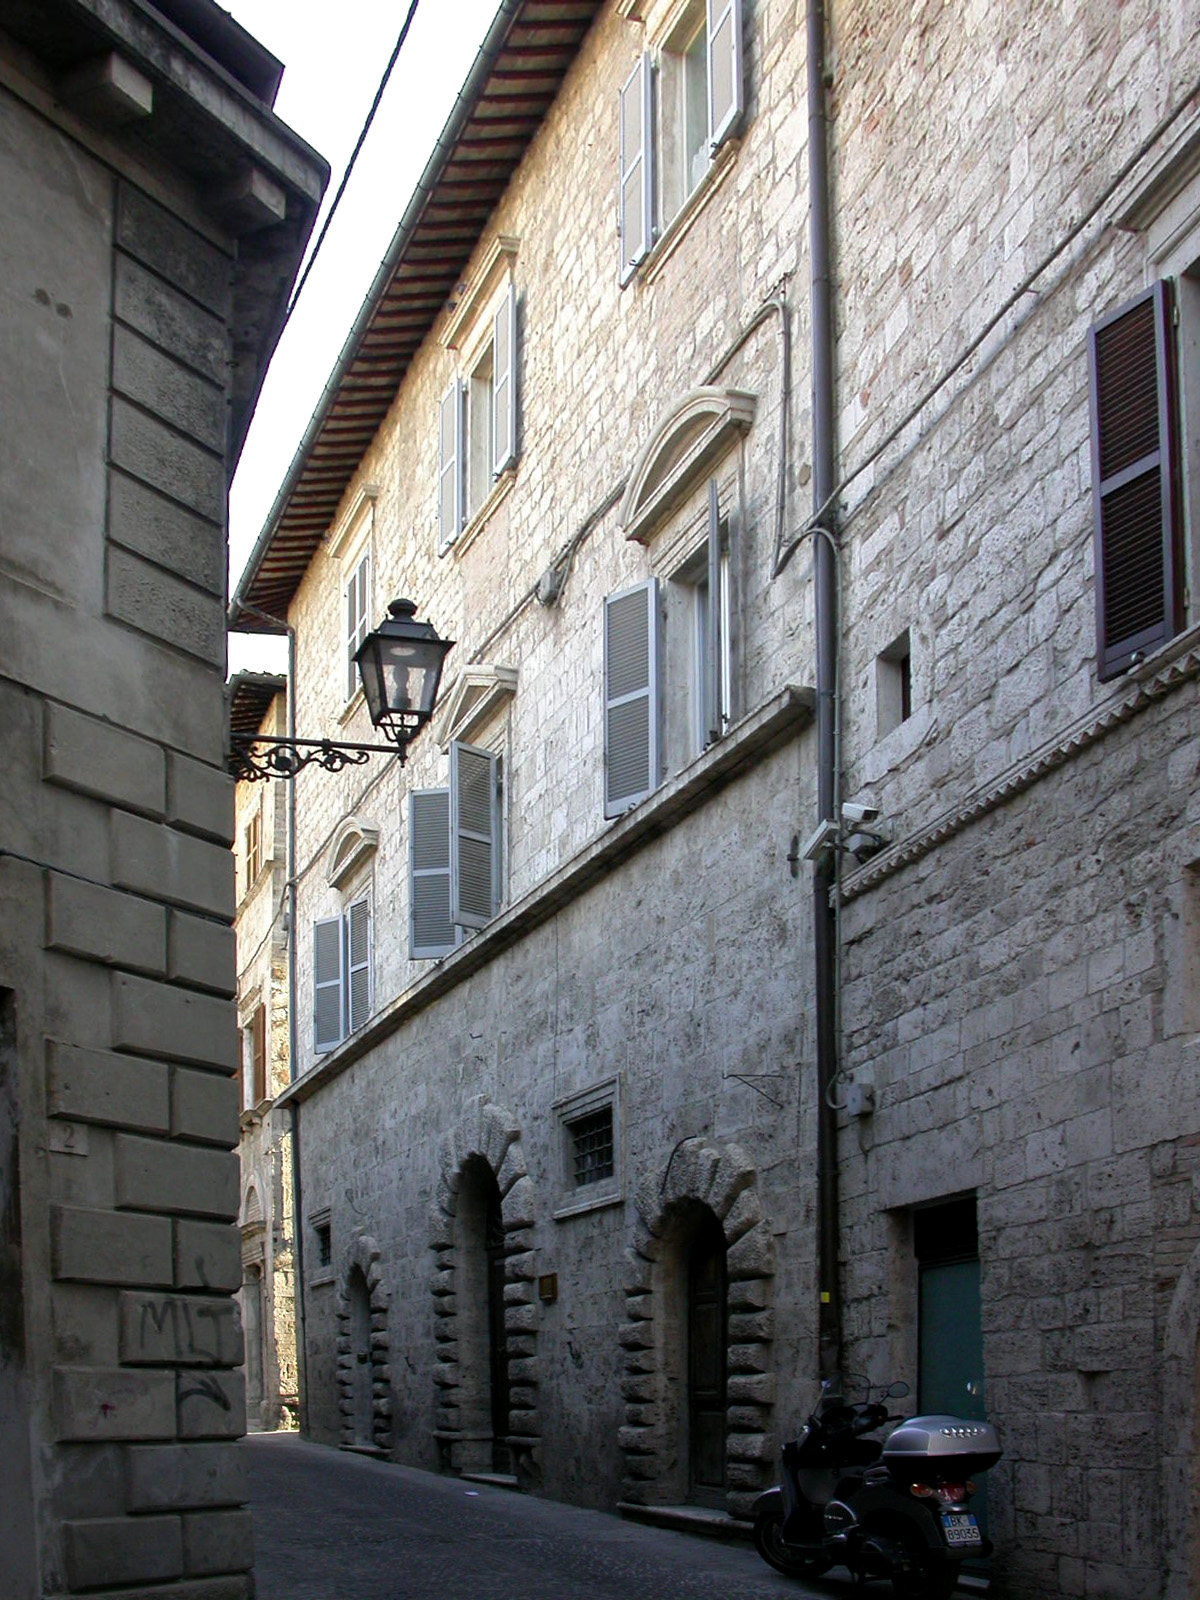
[570,1106,614,1187]
[315,1221,332,1268]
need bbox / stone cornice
[841,633,1200,904]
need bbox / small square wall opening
[877,629,912,738]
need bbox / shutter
[438,381,464,553]
[492,282,517,476]
[252,1004,267,1104]
[1088,281,1181,681]
[450,741,499,931]
[410,789,457,958]
[707,0,743,149]
[619,53,654,284]
[346,555,369,700]
[313,915,344,1053]
[604,578,661,818]
[346,896,371,1033]
[706,479,722,747]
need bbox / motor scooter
[752,1376,1000,1598]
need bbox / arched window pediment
[327,816,380,890]
[620,387,756,545]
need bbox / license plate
[942,1513,981,1548]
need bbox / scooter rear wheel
[752,1506,832,1580]
[888,1529,959,1600]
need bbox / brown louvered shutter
[1088,282,1182,681]
[251,1003,266,1104]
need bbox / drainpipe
[806,0,842,1381]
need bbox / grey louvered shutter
[619,53,653,284]
[450,741,499,931]
[706,479,723,748]
[707,0,743,150]
[313,916,344,1053]
[1088,282,1181,681]
[346,896,371,1033]
[410,789,457,958]
[438,381,464,553]
[492,282,517,476]
[604,577,661,818]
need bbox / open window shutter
[346,896,371,1034]
[1088,281,1181,681]
[410,789,457,957]
[438,381,464,553]
[706,479,723,747]
[492,282,517,476]
[707,0,743,150]
[619,53,654,284]
[450,741,499,931]
[313,915,344,1053]
[251,1003,267,1103]
[604,577,661,818]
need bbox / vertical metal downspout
[284,624,309,1433]
[807,0,842,1380]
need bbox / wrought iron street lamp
[230,600,454,781]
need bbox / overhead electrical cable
[282,0,422,329]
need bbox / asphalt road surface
[246,1433,843,1600]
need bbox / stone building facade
[230,677,297,1432]
[231,1,1200,1595]
[0,4,326,1596]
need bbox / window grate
[315,1222,332,1268]
[570,1107,614,1187]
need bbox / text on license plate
[942,1513,981,1548]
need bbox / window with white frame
[313,891,372,1054]
[439,280,518,552]
[619,0,744,282]
[409,740,503,957]
[604,478,734,817]
[344,549,371,703]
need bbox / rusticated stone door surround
[335,1235,392,1455]
[620,1137,776,1518]
[428,1098,541,1486]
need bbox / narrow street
[246,1433,839,1600]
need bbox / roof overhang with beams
[230,0,605,634]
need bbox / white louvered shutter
[410,789,457,958]
[492,282,517,476]
[604,578,661,819]
[346,896,372,1034]
[438,381,464,553]
[619,54,654,284]
[707,0,743,150]
[450,741,499,931]
[313,916,344,1053]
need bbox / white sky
[224,0,500,675]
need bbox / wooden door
[688,1211,727,1504]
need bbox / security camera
[841,801,880,826]
[800,817,840,862]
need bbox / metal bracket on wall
[723,1071,783,1108]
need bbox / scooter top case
[881,1415,1001,1481]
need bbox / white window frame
[439,247,519,555]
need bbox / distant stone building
[0,3,326,1595]
[229,675,297,1432]
[230,2,1200,1596]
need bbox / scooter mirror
[886,1380,910,1399]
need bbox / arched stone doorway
[335,1235,392,1455]
[428,1097,540,1487]
[621,1136,775,1518]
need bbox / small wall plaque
[538,1273,558,1304]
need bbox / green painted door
[916,1200,989,1553]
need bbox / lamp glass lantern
[353,599,454,753]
